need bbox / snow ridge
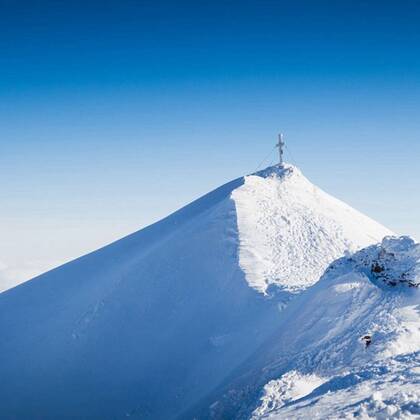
[200,236,420,420]
[232,164,392,294]
[0,163,410,420]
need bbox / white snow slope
[191,236,420,420]
[233,165,391,293]
[0,165,391,419]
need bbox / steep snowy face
[250,236,420,419]
[192,236,420,419]
[232,165,392,294]
[0,176,283,420]
[0,164,396,420]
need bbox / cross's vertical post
[276,133,285,167]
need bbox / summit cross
[276,133,285,167]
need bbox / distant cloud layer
[0,260,60,293]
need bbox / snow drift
[0,165,391,419]
[233,165,391,293]
[191,236,420,419]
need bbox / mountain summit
[234,164,391,293]
[0,165,391,419]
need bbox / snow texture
[233,165,392,294]
[0,176,281,420]
[194,236,420,420]
[251,371,326,418]
[0,165,404,419]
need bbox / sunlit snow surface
[0,165,411,420]
[233,165,392,293]
[197,237,420,420]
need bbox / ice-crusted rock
[328,235,420,288]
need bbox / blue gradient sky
[1,0,420,282]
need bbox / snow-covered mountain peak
[232,164,392,294]
[0,164,398,419]
[252,163,298,179]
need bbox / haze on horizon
[1,0,420,287]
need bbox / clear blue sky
[1,0,420,282]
